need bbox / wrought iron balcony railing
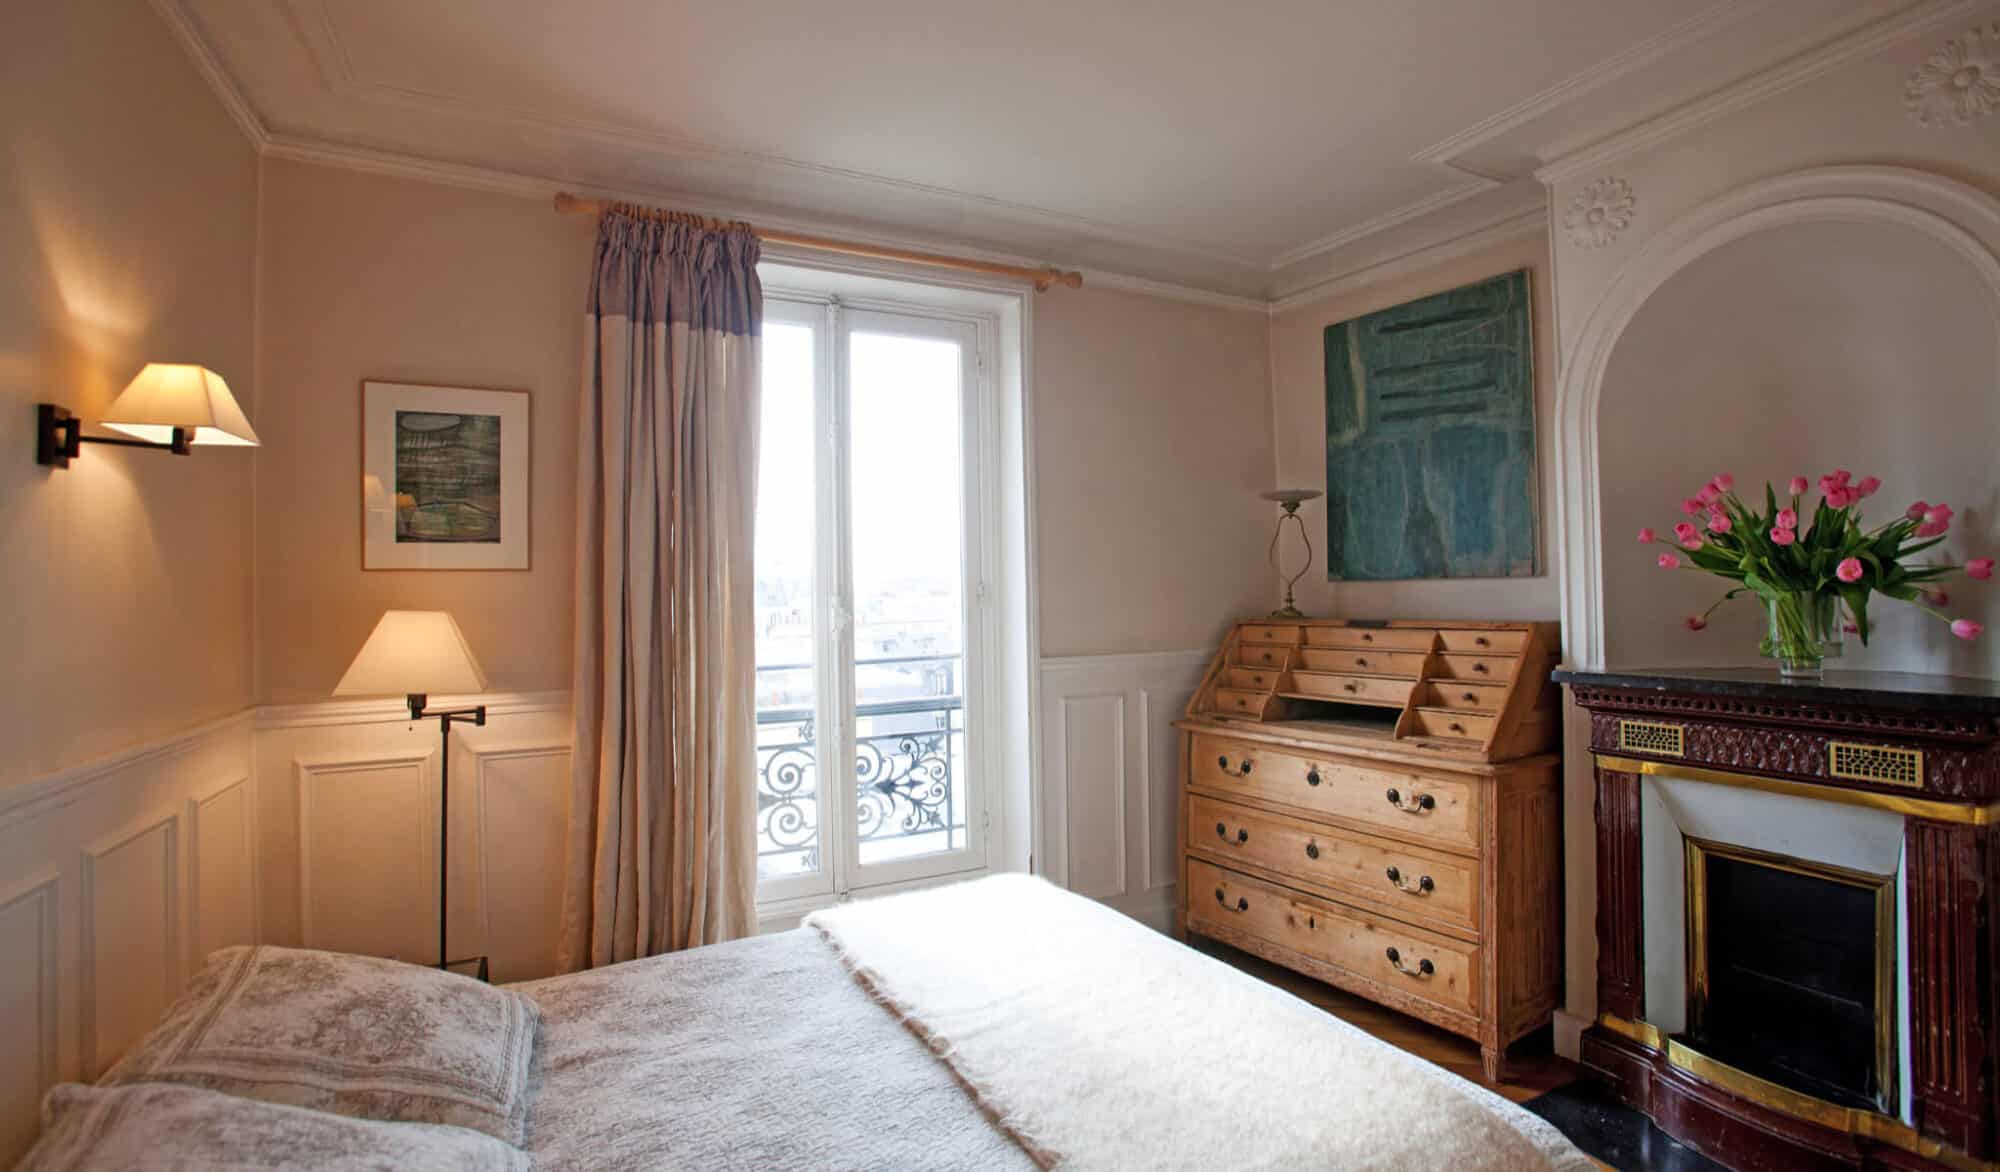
[755,655,966,874]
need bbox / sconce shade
[334,611,489,698]
[100,364,259,447]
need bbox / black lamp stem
[407,693,486,970]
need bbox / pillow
[97,945,538,1146]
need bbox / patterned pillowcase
[17,1082,530,1171]
[97,945,539,1146]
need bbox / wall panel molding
[0,874,60,1128]
[0,709,253,831]
[1039,650,1210,928]
[294,750,437,959]
[187,775,258,971]
[470,740,572,982]
[79,811,181,1077]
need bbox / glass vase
[1761,591,1843,679]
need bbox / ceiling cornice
[147,0,269,148]
[1536,0,1993,184]
[1268,208,1548,314]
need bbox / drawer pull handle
[1361,632,1374,642]
[1385,788,1436,813]
[1355,656,1369,667]
[1385,866,1434,895]
[1385,947,1434,978]
[1215,822,1248,845]
[1214,887,1248,913]
[1461,692,1478,703]
[1217,755,1253,778]
[1305,766,1322,787]
[1472,662,1490,674]
[1304,841,1320,860]
[1474,636,1490,647]
[1342,681,1359,693]
[1448,721,1466,734]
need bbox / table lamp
[1261,488,1323,619]
[334,610,489,975]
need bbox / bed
[25,875,1590,1171]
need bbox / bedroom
[3,1,1998,1168]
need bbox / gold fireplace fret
[1683,836,1897,1121]
[1593,754,2000,826]
[1594,1014,1998,1172]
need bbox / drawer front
[1288,672,1412,706]
[1436,628,1529,654]
[1424,681,1508,712]
[1214,688,1271,718]
[1305,626,1437,652]
[1189,794,1477,933]
[1187,858,1478,1018]
[1296,647,1429,677]
[1189,734,1478,852]
[1226,666,1282,691]
[1235,643,1294,669]
[1239,623,1301,646]
[1411,709,1497,743]
[1434,653,1516,683]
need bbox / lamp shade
[334,611,488,698]
[100,363,259,447]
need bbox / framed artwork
[1323,269,1538,581]
[361,381,529,570]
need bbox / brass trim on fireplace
[1683,836,1898,1118]
[1595,1013,1998,1172]
[1615,718,1684,757]
[1828,741,1924,788]
[1594,754,2000,826]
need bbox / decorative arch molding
[1551,165,2000,671]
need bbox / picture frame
[361,380,530,570]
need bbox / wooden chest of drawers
[1177,618,1562,1081]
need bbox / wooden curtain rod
[552,192,1082,292]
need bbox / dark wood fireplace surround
[1556,668,1999,1172]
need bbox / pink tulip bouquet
[1638,469,1990,677]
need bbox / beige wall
[1033,287,1274,656]
[254,164,1274,684]
[1268,233,1559,624]
[253,160,596,703]
[0,0,258,788]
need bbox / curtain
[559,209,762,968]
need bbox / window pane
[754,322,819,879]
[847,331,968,866]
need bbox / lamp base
[1269,605,1308,619]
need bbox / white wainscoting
[1037,650,1211,931]
[0,710,255,1165]
[254,693,573,985]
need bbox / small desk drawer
[1187,858,1478,1019]
[1436,629,1528,654]
[1235,643,1295,669]
[1189,734,1478,852]
[1288,672,1412,706]
[1189,794,1477,933]
[1214,689,1273,718]
[1305,627,1437,652]
[1433,653,1516,683]
[1239,624,1301,646]
[1423,681,1508,712]
[1411,709,1496,743]
[1226,666,1282,691]
[1297,647,1429,678]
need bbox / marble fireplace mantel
[1556,667,1999,1172]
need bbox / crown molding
[1080,271,1272,314]
[1267,177,1500,270]
[1413,0,1782,175]
[1536,0,1992,186]
[149,0,270,149]
[1268,206,1547,314]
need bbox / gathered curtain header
[588,207,762,335]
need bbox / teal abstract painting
[1324,270,1537,580]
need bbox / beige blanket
[808,874,1593,1172]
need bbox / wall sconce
[36,363,260,469]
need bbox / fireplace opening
[1684,837,1896,1114]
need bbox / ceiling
[173,0,1939,300]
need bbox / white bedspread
[807,873,1592,1172]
